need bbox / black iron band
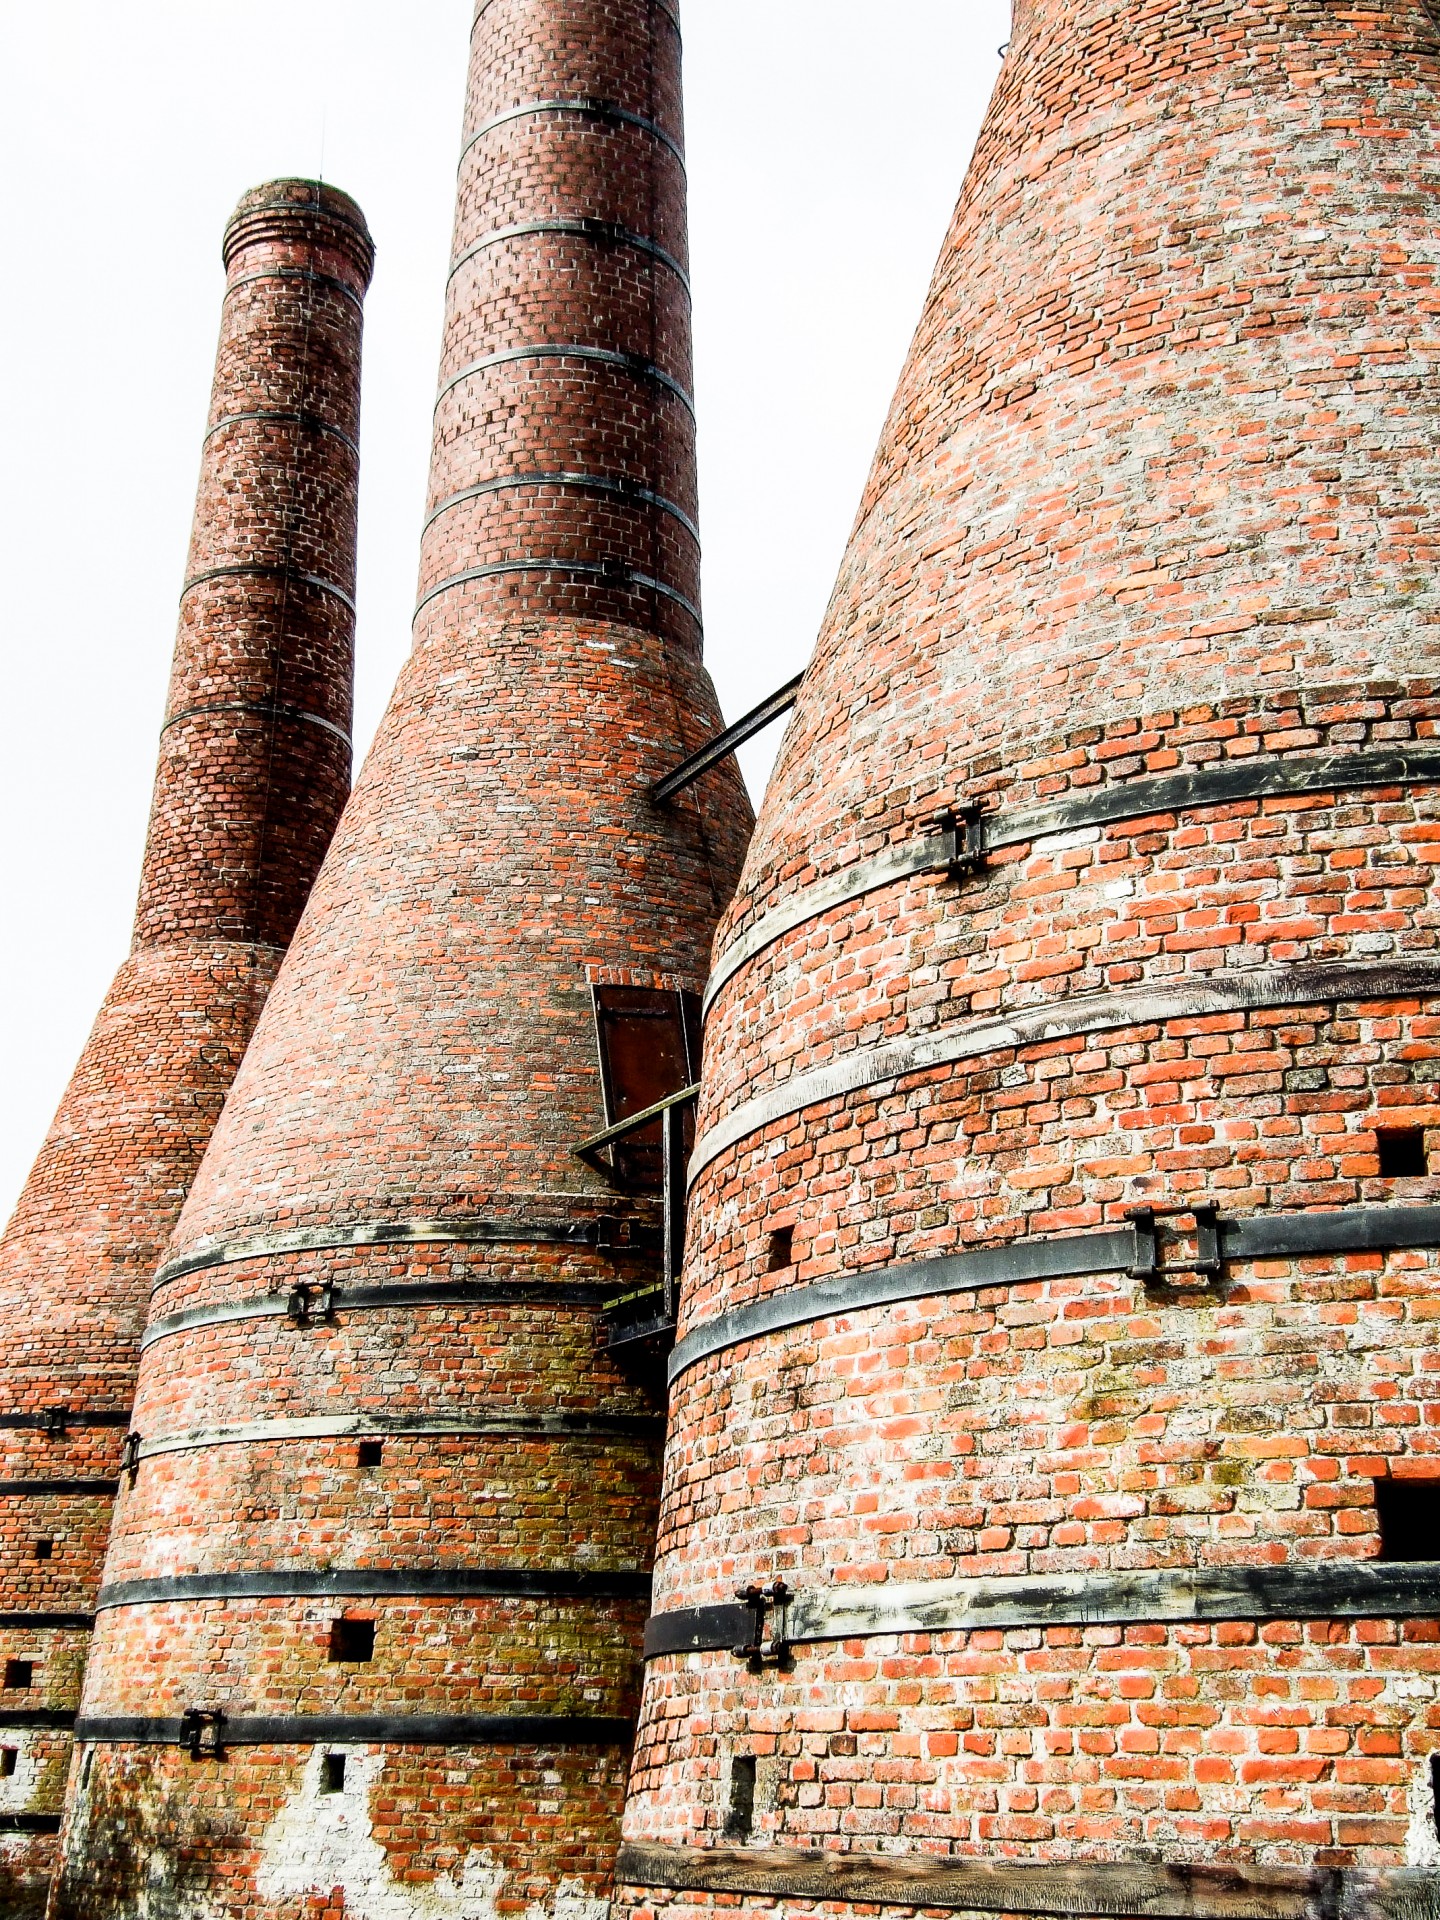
[0,1613,94,1631]
[449,219,690,292]
[131,1409,663,1469]
[670,1201,1440,1382]
[433,341,695,416]
[97,1566,652,1611]
[423,470,699,545]
[224,265,364,311]
[76,1712,631,1749]
[0,1413,129,1432]
[0,1711,75,1732]
[643,1559,1440,1659]
[615,1842,1440,1920]
[142,1274,626,1351]
[471,0,682,38]
[0,1814,62,1834]
[705,741,1440,1016]
[690,956,1440,1186]
[153,1213,644,1287]
[0,1481,118,1499]
[179,563,357,616]
[414,559,701,629]
[159,700,352,749]
[459,98,685,171]
[203,409,359,457]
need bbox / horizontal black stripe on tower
[689,956,1440,1186]
[142,1275,624,1351]
[76,1713,633,1749]
[179,564,356,615]
[0,1613,94,1631]
[423,471,700,545]
[669,1202,1440,1381]
[643,1560,1440,1658]
[615,1843,1440,1920]
[0,1482,118,1499]
[470,0,682,41]
[449,219,690,292]
[0,1413,130,1431]
[153,1213,645,1287]
[0,1813,62,1834]
[0,1711,75,1731]
[98,1567,653,1610]
[159,701,352,748]
[704,741,1440,1016]
[459,98,685,171]
[413,560,701,629]
[132,1410,664,1467]
[224,265,365,311]
[203,409,359,457]
[433,343,694,416]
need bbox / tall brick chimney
[55,1,749,1913]
[617,1,1440,1913]
[0,179,371,1917]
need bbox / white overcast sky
[0,1,1010,1222]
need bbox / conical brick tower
[0,179,371,1918]
[618,1,1440,1912]
[55,1,749,1913]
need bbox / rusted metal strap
[689,956,1440,1189]
[423,470,699,544]
[615,1843,1440,1920]
[704,741,1440,1017]
[434,342,694,416]
[75,1712,633,1749]
[459,98,685,171]
[669,1201,1440,1382]
[643,1560,1440,1659]
[449,218,690,292]
[414,559,700,628]
[159,700,352,748]
[203,409,359,457]
[178,563,356,615]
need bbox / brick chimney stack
[617,0,1440,1912]
[0,179,371,1916]
[56,1,749,1913]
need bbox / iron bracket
[1126,1204,1223,1288]
[181,1708,226,1761]
[119,1432,142,1481]
[287,1279,336,1329]
[42,1407,69,1439]
[936,805,987,881]
[732,1580,795,1673]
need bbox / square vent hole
[0,1749,16,1778]
[3,1661,33,1691]
[1377,1128,1428,1179]
[767,1226,794,1273]
[33,1539,53,1562]
[321,1753,347,1794]
[328,1619,375,1664]
[356,1440,384,1468]
[725,1755,757,1838]
[1376,1480,1440,1561]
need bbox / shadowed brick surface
[59,2,750,1914]
[618,0,1440,1907]
[0,178,370,1908]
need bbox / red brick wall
[57,1,751,1913]
[618,0,1440,1908]
[0,179,370,1906]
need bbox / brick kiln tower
[0,179,371,1917]
[54,0,749,1913]
[618,0,1440,1914]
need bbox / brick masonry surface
[0,178,370,1914]
[617,0,1440,1910]
[55,0,752,1914]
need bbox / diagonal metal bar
[650,674,804,804]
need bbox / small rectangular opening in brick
[321,1753,347,1793]
[0,1748,17,1778]
[33,1539,53,1561]
[1377,1127,1428,1179]
[1376,1479,1440,1561]
[3,1661,34,1691]
[356,1440,384,1468]
[328,1618,375,1663]
[767,1226,794,1272]
[725,1754,757,1838]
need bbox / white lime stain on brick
[0,1729,41,1811]
[256,1748,605,1920]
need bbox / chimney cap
[223,179,375,287]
